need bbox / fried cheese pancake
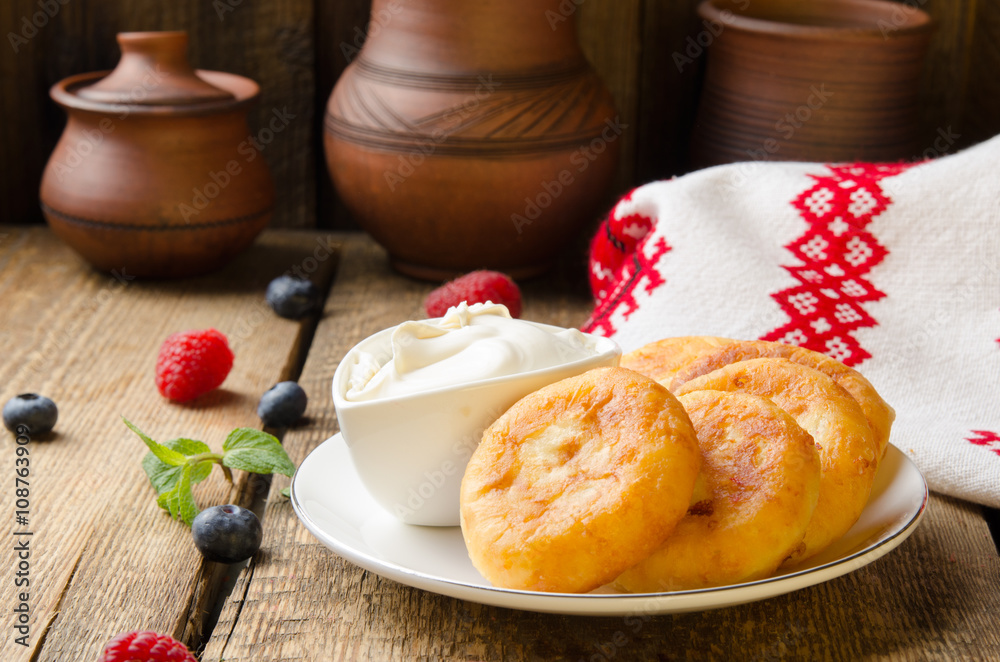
[460,367,700,593]
[675,358,878,564]
[616,390,821,591]
[619,336,735,385]
[668,339,894,460]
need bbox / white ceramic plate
[291,433,928,616]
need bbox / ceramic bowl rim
[331,320,622,411]
[697,0,933,39]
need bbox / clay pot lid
[76,31,234,105]
[52,31,259,115]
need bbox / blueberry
[3,394,58,435]
[191,504,263,564]
[266,275,322,319]
[257,381,308,428]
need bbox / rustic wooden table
[1,227,998,661]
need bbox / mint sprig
[222,428,297,476]
[124,417,295,526]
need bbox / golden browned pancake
[460,367,701,593]
[668,339,894,460]
[616,390,821,591]
[620,336,734,385]
[675,358,878,564]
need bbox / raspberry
[98,630,197,662]
[155,329,234,402]
[424,270,522,318]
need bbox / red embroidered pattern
[967,431,1000,458]
[584,236,671,337]
[584,191,668,336]
[762,163,913,366]
[588,189,655,304]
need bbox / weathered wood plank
[0,228,339,660]
[917,0,977,154]
[963,0,1000,145]
[577,0,642,198]
[314,0,371,230]
[0,0,316,228]
[635,0,703,182]
[204,234,1000,662]
[202,236,427,661]
[207,0,317,229]
[5,0,1000,231]
[0,0,65,226]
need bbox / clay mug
[324,0,621,281]
[41,31,274,278]
[689,0,933,168]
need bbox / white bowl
[332,320,620,526]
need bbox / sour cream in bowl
[332,302,620,526]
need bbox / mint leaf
[157,489,175,515]
[222,428,296,477]
[157,480,183,521]
[280,487,291,499]
[175,464,199,526]
[169,437,213,456]
[124,418,187,467]
[141,438,214,495]
[130,420,299,529]
[156,464,200,526]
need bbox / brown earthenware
[41,31,274,278]
[324,0,621,281]
[689,0,933,168]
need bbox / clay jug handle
[77,31,235,105]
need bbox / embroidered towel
[585,135,1000,508]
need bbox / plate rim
[291,433,928,615]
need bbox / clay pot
[689,0,933,168]
[324,0,620,280]
[41,31,274,278]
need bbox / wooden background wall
[2,0,998,230]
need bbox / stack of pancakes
[460,338,892,593]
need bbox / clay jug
[324,0,621,280]
[690,0,932,168]
[41,31,274,278]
